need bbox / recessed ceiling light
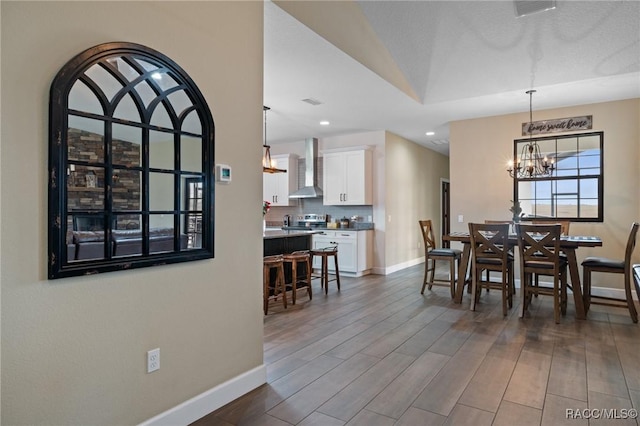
[514,0,556,18]
[320,121,330,126]
[425,131,435,136]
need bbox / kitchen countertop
[280,224,374,232]
[263,229,320,239]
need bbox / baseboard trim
[138,364,266,426]
[512,279,635,300]
[590,286,638,301]
[380,257,424,275]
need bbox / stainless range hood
[289,138,323,199]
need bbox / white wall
[450,98,640,289]
[1,2,265,424]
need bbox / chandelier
[507,90,555,178]
[262,106,286,174]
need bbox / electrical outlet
[147,348,160,373]
[458,214,464,223]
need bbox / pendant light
[262,106,286,174]
[507,90,555,178]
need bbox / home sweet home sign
[522,115,592,136]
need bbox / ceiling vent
[514,0,556,17]
[301,98,323,106]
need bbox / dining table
[444,231,603,320]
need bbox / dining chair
[516,223,568,323]
[469,223,514,316]
[419,219,461,298]
[483,220,514,285]
[529,218,571,236]
[581,222,640,323]
[527,219,570,296]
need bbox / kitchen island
[263,229,319,292]
[265,227,373,277]
[263,229,318,256]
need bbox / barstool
[263,255,286,315]
[283,250,313,304]
[310,246,341,295]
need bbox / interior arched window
[48,42,214,279]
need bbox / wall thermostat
[216,164,232,183]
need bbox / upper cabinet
[263,154,298,206]
[323,148,372,205]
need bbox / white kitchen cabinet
[312,230,372,277]
[322,149,372,205]
[263,154,298,206]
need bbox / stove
[287,213,328,229]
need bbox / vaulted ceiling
[264,0,640,155]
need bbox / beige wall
[384,132,450,271]
[450,98,640,288]
[1,2,264,425]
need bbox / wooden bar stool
[283,250,312,304]
[263,255,286,315]
[310,246,341,295]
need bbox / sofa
[67,228,189,261]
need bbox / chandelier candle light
[262,106,286,174]
[507,90,555,179]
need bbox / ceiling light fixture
[507,90,555,179]
[262,106,286,174]
[320,120,330,126]
[425,131,435,136]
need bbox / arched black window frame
[48,42,215,279]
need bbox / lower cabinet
[312,230,372,277]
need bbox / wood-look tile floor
[192,264,640,426]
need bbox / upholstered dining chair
[516,223,568,323]
[419,220,461,298]
[582,222,640,323]
[483,220,514,284]
[526,219,570,296]
[469,223,514,316]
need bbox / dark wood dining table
[443,231,603,319]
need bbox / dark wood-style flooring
[193,264,640,426]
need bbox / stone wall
[67,127,141,229]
